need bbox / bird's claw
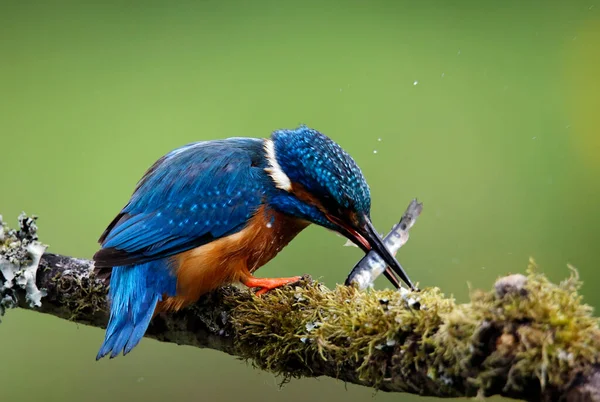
[243,275,302,296]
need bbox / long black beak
[361,218,416,291]
[327,213,416,290]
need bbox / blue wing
[93,138,268,268]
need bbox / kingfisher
[94,125,414,359]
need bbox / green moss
[219,260,600,396]
[467,260,600,393]
[224,279,458,386]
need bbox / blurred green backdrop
[1,1,599,401]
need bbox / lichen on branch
[0,213,47,317]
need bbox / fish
[345,199,423,290]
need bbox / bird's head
[264,126,414,290]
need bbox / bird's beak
[329,214,416,290]
[359,218,416,290]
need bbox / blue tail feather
[96,259,176,360]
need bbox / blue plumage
[95,138,268,267]
[95,138,270,359]
[268,192,333,228]
[97,259,176,359]
[272,126,371,214]
[95,125,412,360]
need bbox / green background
[1,1,599,401]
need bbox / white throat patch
[264,139,292,191]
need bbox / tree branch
[2,214,600,401]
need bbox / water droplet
[413,80,418,86]
[339,88,343,92]
[532,136,537,140]
[377,138,382,142]
[457,49,461,55]
[373,150,378,154]
[441,72,445,78]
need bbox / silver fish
[345,199,423,290]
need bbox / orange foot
[242,276,302,296]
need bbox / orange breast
[156,205,309,312]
